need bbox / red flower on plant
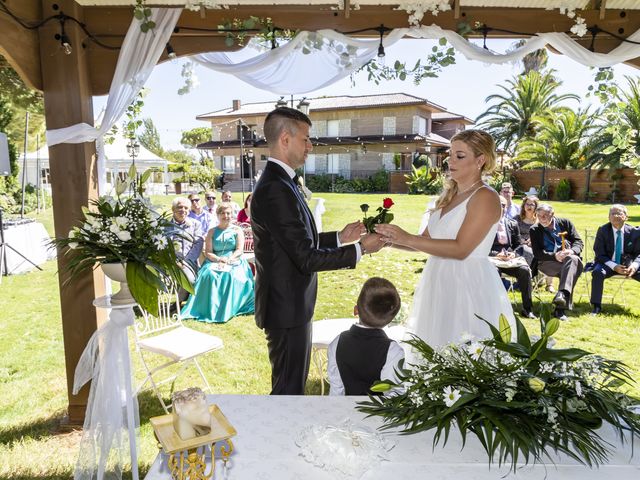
[383,197,394,209]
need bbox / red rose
[383,198,394,209]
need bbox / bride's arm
[375,189,500,260]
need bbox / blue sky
[93,38,639,151]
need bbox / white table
[1,221,53,275]
[311,319,407,395]
[145,394,640,480]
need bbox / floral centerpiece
[360,198,394,233]
[358,307,640,471]
[52,168,193,315]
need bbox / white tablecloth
[2,222,53,274]
[145,395,640,480]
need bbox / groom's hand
[339,221,366,244]
[360,233,384,254]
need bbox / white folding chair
[133,292,223,413]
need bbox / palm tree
[515,107,598,170]
[476,70,579,156]
[509,39,549,74]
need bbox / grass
[1,193,639,479]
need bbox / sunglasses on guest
[205,196,215,200]
[191,198,201,203]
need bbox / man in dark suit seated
[489,197,534,318]
[590,204,640,315]
[529,203,583,320]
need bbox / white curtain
[45,8,181,192]
[191,24,640,95]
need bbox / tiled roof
[196,93,448,119]
[431,112,475,124]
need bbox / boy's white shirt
[327,323,405,396]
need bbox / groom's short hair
[264,107,312,145]
[357,277,401,328]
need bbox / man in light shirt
[500,182,521,220]
[187,193,214,234]
[590,204,640,315]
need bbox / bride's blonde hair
[435,129,497,210]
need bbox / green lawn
[1,194,639,479]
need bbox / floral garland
[358,309,640,471]
[396,1,452,28]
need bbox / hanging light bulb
[377,24,386,58]
[61,34,72,55]
[166,43,177,60]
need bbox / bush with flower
[360,197,394,233]
[358,306,640,471]
[52,168,192,315]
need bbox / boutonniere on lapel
[296,176,313,201]
[361,198,395,233]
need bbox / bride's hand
[374,224,410,246]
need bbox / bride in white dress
[376,130,516,347]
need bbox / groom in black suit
[251,107,383,395]
[590,204,640,315]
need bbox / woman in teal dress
[181,202,255,323]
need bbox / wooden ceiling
[0,1,638,95]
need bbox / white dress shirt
[327,323,405,396]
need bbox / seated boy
[328,277,404,396]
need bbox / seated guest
[328,277,404,396]
[188,193,214,234]
[490,197,534,318]
[530,204,583,320]
[203,191,217,215]
[166,197,204,302]
[237,193,252,224]
[500,182,521,220]
[590,204,640,315]
[181,202,255,323]
[517,195,555,292]
[222,190,241,217]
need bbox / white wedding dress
[408,189,516,349]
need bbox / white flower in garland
[396,1,452,27]
[554,6,588,37]
[116,230,132,242]
[467,342,483,360]
[443,386,461,407]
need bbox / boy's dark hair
[264,107,312,145]
[357,277,401,328]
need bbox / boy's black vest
[335,324,392,395]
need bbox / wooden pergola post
[37,0,106,426]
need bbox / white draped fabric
[73,307,139,480]
[45,8,180,192]
[191,25,640,95]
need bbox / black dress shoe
[553,308,568,321]
[552,291,568,309]
[520,310,536,319]
[591,305,602,316]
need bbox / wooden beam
[0,0,43,90]
[600,0,607,20]
[38,0,106,426]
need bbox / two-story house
[195,93,473,183]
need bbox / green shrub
[369,170,389,192]
[405,165,443,195]
[555,178,572,201]
[306,174,334,192]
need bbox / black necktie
[292,174,299,186]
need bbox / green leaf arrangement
[357,305,640,472]
[51,167,193,316]
[360,197,395,234]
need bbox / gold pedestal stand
[150,405,237,480]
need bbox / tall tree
[476,70,579,155]
[509,40,549,74]
[181,127,212,160]
[138,118,164,157]
[0,55,45,153]
[515,108,597,170]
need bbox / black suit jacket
[530,217,583,263]
[490,218,522,256]
[593,223,640,266]
[251,161,358,329]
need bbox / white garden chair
[133,291,223,413]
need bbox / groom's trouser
[265,322,312,395]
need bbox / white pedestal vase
[101,262,134,305]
